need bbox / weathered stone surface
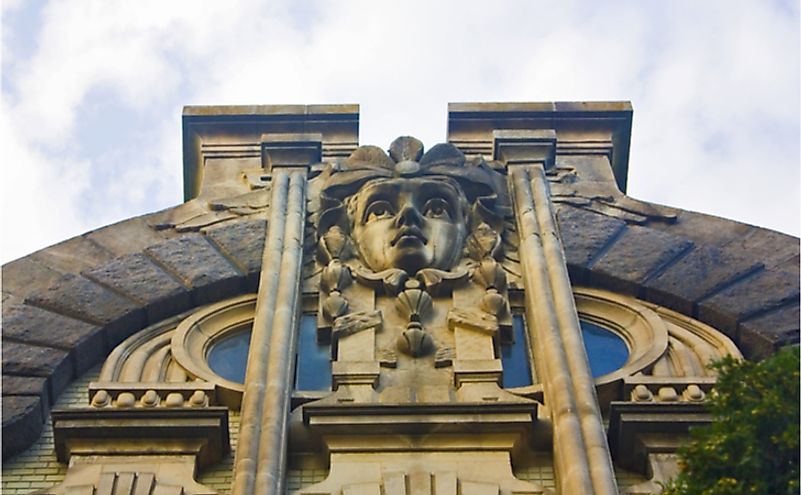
[1,257,62,299]
[737,303,801,360]
[589,225,693,296]
[85,252,191,324]
[25,273,145,347]
[145,235,244,305]
[721,227,800,270]
[2,395,44,460]
[86,215,172,256]
[648,210,752,248]
[203,217,267,290]
[2,375,48,398]
[644,245,763,315]
[698,266,800,341]
[1,341,73,399]
[31,235,115,274]
[2,303,104,374]
[556,205,625,284]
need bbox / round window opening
[208,329,252,384]
[580,320,629,377]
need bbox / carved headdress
[317,136,509,234]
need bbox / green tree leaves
[663,347,799,495]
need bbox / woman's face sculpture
[351,177,468,274]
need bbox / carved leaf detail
[323,292,348,320]
[318,225,352,263]
[472,258,507,290]
[321,260,352,293]
[394,289,433,321]
[466,222,502,260]
[480,289,507,317]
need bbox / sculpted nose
[395,204,423,227]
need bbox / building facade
[2,102,799,495]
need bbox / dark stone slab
[643,245,763,316]
[556,206,626,285]
[2,375,48,398]
[203,217,267,291]
[85,252,191,324]
[32,235,115,274]
[25,273,145,347]
[648,210,753,248]
[2,303,104,375]
[2,395,44,460]
[1,257,62,299]
[86,215,172,256]
[145,235,244,305]
[589,225,693,296]
[737,303,800,360]
[698,267,800,341]
[722,228,800,270]
[1,341,73,399]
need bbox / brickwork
[1,367,95,494]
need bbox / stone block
[2,395,44,460]
[86,215,171,256]
[556,205,625,284]
[589,225,693,296]
[31,236,115,274]
[203,217,267,290]
[2,375,48,399]
[698,267,800,341]
[84,252,191,324]
[644,245,763,316]
[737,303,800,360]
[145,235,244,306]
[722,227,800,270]
[1,341,73,399]
[25,273,144,347]
[650,210,752,248]
[1,257,62,299]
[2,303,104,374]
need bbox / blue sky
[1,0,799,264]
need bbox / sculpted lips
[391,226,428,246]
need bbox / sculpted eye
[365,200,395,222]
[423,198,451,219]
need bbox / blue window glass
[295,314,332,391]
[208,329,251,384]
[580,320,629,377]
[501,314,533,388]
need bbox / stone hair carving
[315,136,511,357]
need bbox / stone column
[232,134,319,495]
[497,131,618,495]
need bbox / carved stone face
[351,178,468,274]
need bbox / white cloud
[1,0,798,264]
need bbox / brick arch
[2,209,267,459]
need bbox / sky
[1,0,799,265]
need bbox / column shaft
[510,165,617,495]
